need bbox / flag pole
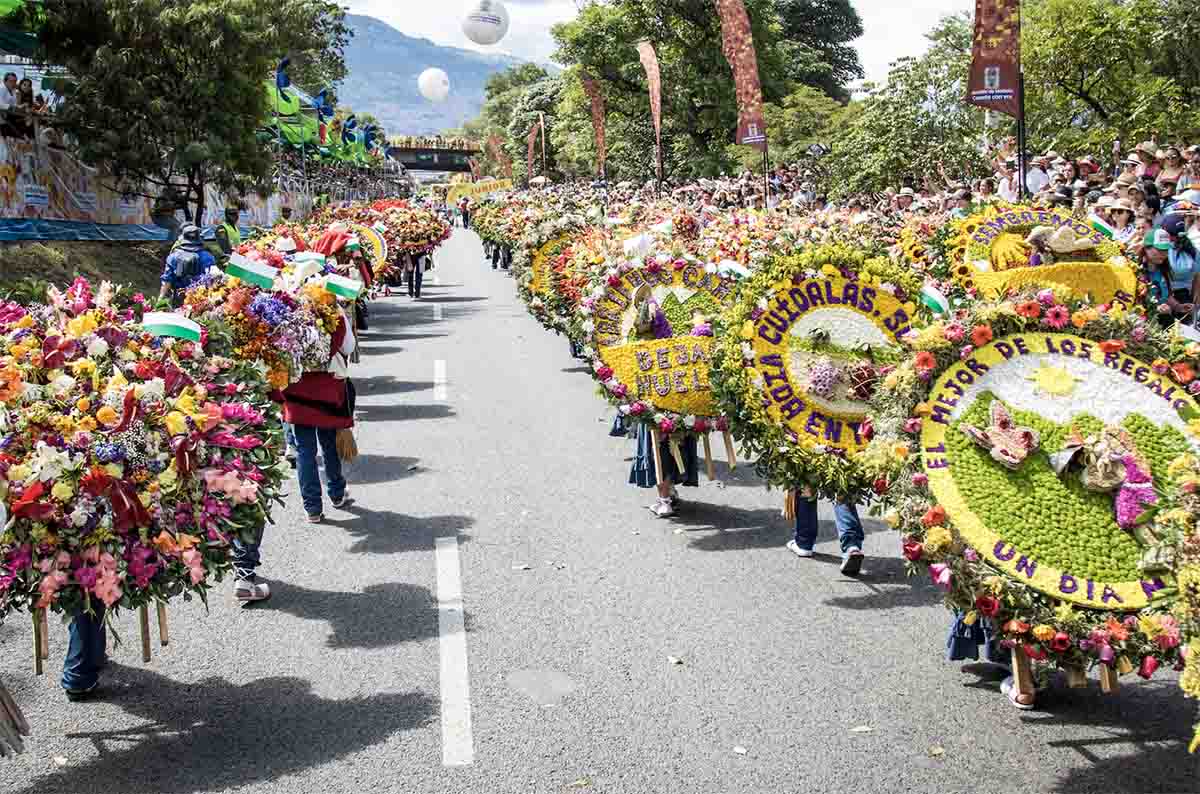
[1017,70,1028,199]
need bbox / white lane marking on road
[433,303,443,322]
[432,272,441,286]
[434,359,447,401]
[435,534,474,767]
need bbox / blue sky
[346,0,974,86]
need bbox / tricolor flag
[1089,216,1116,240]
[325,274,363,299]
[226,253,279,289]
[920,284,951,316]
[141,312,203,343]
[293,252,327,265]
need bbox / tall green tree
[773,0,864,102]
[507,76,563,182]
[35,0,349,223]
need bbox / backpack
[171,249,202,282]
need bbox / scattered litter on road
[732,746,747,755]
[667,656,684,665]
[630,530,640,535]
[568,778,592,788]
[714,481,726,490]
[850,725,873,733]
[512,564,531,571]
[928,745,945,758]
[672,528,684,535]
[406,464,420,471]
[53,756,67,766]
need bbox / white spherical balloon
[462,0,510,46]
[418,68,451,103]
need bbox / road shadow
[673,505,791,551]
[360,332,447,344]
[560,365,591,374]
[355,345,409,356]
[1033,681,1200,792]
[22,665,434,794]
[415,295,487,304]
[821,559,937,610]
[355,404,455,423]
[333,503,475,555]
[355,375,432,396]
[344,454,423,485]
[247,581,445,649]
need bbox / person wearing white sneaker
[232,523,271,603]
[788,492,865,575]
[628,424,698,519]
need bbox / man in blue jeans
[787,494,865,576]
[293,423,348,522]
[63,606,106,701]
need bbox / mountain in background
[337,14,540,137]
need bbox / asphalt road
[1,228,1197,793]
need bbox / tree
[35,0,349,223]
[773,0,864,102]
[728,84,844,171]
[821,13,988,196]
[507,76,563,182]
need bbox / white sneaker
[785,540,814,558]
[235,578,271,602]
[840,548,864,576]
[647,498,676,518]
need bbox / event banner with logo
[716,0,767,151]
[526,121,541,179]
[486,133,514,180]
[580,71,607,177]
[636,40,664,181]
[965,0,1021,118]
[445,179,514,206]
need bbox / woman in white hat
[1109,197,1138,244]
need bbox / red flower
[1004,619,1030,635]
[607,274,622,287]
[1098,339,1125,354]
[1172,362,1195,384]
[1138,656,1160,679]
[901,539,924,561]
[1016,301,1041,319]
[970,325,993,347]
[1023,644,1048,661]
[860,418,875,441]
[595,366,614,381]
[693,418,709,433]
[974,594,1001,618]
[914,351,936,372]
[921,505,947,527]
[11,481,54,520]
[1050,632,1072,652]
[872,477,889,495]
[80,467,114,497]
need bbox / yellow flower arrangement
[923,526,953,555]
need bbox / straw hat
[1109,197,1134,213]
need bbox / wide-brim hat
[1110,197,1134,212]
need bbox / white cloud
[344,0,975,84]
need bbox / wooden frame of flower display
[712,243,925,500]
[863,288,1198,703]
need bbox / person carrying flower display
[158,224,214,307]
[786,494,866,577]
[281,307,356,523]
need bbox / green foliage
[507,76,563,182]
[35,0,348,222]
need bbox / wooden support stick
[1010,645,1035,699]
[650,427,665,485]
[156,601,169,647]
[138,604,151,663]
[38,609,49,660]
[1064,666,1088,689]
[669,437,685,476]
[702,434,716,481]
[31,611,42,676]
[722,430,737,471]
[1099,664,1120,694]
[784,490,797,521]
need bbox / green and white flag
[920,284,951,316]
[325,274,363,299]
[141,312,202,343]
[293,251,327,265]
[1090,216,1116,240]
[226,253,278,289]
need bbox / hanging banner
[580,71,607,178]
[445,179,513,206]
[526,122,540,180]
[636,40,663,181]
[965,0,1021,119]
[486,133,514,180]
[715,0,768,151]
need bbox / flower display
[0,279,285,618]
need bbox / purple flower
[963,548,979,563]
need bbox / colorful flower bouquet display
[514,214,588,333]
[863,290,1198,687]
[379,205,451,255]
[712,243,925,499]
[0,279,285,618]
[183,273,339,390]
[580,228,739,447]
[936,203,1133,304]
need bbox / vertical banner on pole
[715,0,767,152]
[965,0,1021,119]
[526,122,540,182]
[538,112,548,173]
[487,134,513,180]
[580,71,607,178]
[636,40,664,184]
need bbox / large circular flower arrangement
[864,290,1195,682]
[580,231,737,440]
[0,280,285,619]
[712,243,924,498]
[939,203,1133,305]
[513,213,586,333]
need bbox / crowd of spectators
[274,147,412,201]
[389,135,480,152]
